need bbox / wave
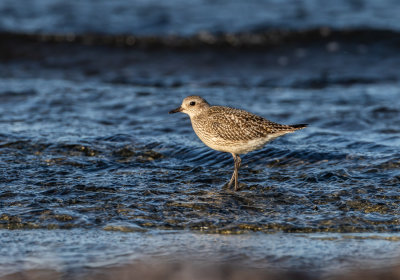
[1,28,400,50]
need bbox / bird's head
[169,96,210,118]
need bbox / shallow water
[1,0,400,277]
[1,77,399,233]
[2,230,400,278]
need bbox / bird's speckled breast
[190,115,224,151]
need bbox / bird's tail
[290,124,308,130]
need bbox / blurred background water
[1,0,400,34]
[1,0,400,279]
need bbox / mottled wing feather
[206,106,294,141]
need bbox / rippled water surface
[1,78,399,233]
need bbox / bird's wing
[207,107,294,141]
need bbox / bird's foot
[224,173,235,189]
[222,181,233,190]
[223,180,245,191]
[234,182,248,191]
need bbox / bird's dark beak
[169,106,183,114]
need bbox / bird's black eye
[189,101,196,106]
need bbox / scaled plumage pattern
[169,96,307,190]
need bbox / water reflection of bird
[169,96,307,191]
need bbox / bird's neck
[190,107,210,121]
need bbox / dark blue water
[1,0,400,35]
[1,79,399,232]
[1,0,400,278]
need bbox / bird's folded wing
[207,108,293,141]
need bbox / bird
[169,96,307,191]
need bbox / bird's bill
[169,106,183,114]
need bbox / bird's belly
[196,134,271,155]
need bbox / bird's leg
[234,155,241,191]
[227,153,237,189]
[227,153,241,190]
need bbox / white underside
[200,132,291,155]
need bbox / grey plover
[169,96,307,191]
